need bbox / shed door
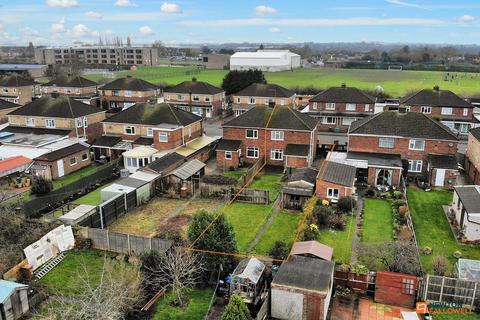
[435,169,445,187]
[57,160,65,178]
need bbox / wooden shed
[0,280,29,320]
[281,167,318,210]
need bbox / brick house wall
[36,149,92,180]
[315,179,353,200]
[406,105,473,122]
[428,168,457,189]
[465,133,480,184]
[223,127,316,167]
[216,150,240,170]
[284,156,309,169]
[100,89,158,109]
[232,95,295,107]
[164,92,226,116]
[309,102,374,114]
[153,122,202,151]
[8,111,106,131]
[0,85,36,105]
[309,102,374,132]
[42,86,97,97]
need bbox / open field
[253,211,302,256]
[84,66,480,97]
[362,199,394,243]
[153,288,213,320]
[407,187,480,273]
[318,215,356,264]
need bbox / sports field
[84,66,480,97]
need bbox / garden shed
[230,257,266,305]
[101,177,151,205]
[58,204,97,225]
[281,167,318,210]
[290,241,333,261]
[164,159,205,195]
[0,280,29,320]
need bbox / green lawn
[224,202,273,252]
[318,215,356,264]
[253,211,302,256]
[52,165,98,190]
[222,168,247,181]
[84,66,480,97]
[362,198,393,242]
[407,187,480,273]
[249,173,283,202]
[153,288,213,320]
[73,183,112,206]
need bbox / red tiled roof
[0,156,32,173]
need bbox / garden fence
[242,158,265,186]
[84,227,172,255]
[419,274,479,309]
[23,159,121,218]
[233,187,269,205]
[200,182,269,204]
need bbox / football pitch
[84,66,480,97]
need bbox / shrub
[337,196,356,213]
[30,176,53,195]
[321,199,330,206]
[432,256,449,276]
[221,294,251,320]
[313,205,334,227]
[453,250,462,258]
[392,199,406,208]
[365,188,376,197]
[328,214,347,230]
[398,226,412,241]
[393,190,403,199]
[351,264,369,275]
[398,205,408,216]
[303,224,319,241]
[268,240,289,261]
[423,246,433,255]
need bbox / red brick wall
[374,271,418,308]
[152,123,202,151]
[310,102,374,114]
[315,179,353,200]
[429,168,457,189]
[285,156,308,168]
[407,105,473,121]
[216,150,240,170]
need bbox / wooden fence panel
[234,188,269,205]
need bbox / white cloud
[385,0,428,10]
[69,24,98,38]
[114,0,134,7]
[268,27,281,33]
[160,2,182,13]
[50,17,66,33]
[46,0,78,8]
[255,5,277,15]
[139,26,153,34]
[455,14,475,23]
[85,11,102,19]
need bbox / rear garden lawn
[73,183,112,206]
[362,198,394,242]
[318,215,356,264]
[222,168,247,181]
[407,187,480,273]
[153,288,213,320]
[253,211,302,256]
[249,173,283,202]
[224,202,273,252]
[52,165,98,190]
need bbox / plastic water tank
[120,169,130,178]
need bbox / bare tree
[40,258,142,320]
[143,248,203,306]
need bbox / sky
[0,0,480,46]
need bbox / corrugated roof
[0,280,27,302]
[175,135,217,157]
[130,170,160,182]
[290,241,333,261]
[123,146,158,158]
[169,159,205,180]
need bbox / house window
[365,104,370,112]
[325,103,335,110]
[76,88,80,94]
[463,108,469,116]
[83,117,88,127]
[346,103,356,111]
[246,129,258,139]
[280,99,285,106]
[342,118,356,126]
[26,117,35,127]
[322,117,336,125]
[441,107,453,115]
[236,97,241,103]
[313,102,318,109]
[205,96,211,102]
[192,95,199,101]
[225,151,232,160]
[408,160,423,173]
[327,188,339,199]
[401,278,415,295]
[409,139,425,151]
[76,118,84,128]
[158,132,168,142]
[125,90,132,97]
[82,153,89,161]
[270,149,283,160]
[45,119,56,128]
[271,131,284,141]
[249,98,256,104]
[124,126,136,135]
[421,106,431,114]
[177,94,184,100]
[126,157,137,167]
[379,137,394,148]
[146,127,153,137]
[69,157,77,166]
[112,90,119,96]
[246,147,259,158]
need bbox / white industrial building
[230,50,301,72]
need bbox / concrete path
[350,194,364,265]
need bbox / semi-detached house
[41,76,98,106]
[217,105,318,169]
[100,76,159,110]
[347,111,459,188]
[0,75,40,105]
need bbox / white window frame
[327,188,339,199]
[158,132,168,142]
[83,117,88,127]
[225,151,232,160]
[421,106,431,114]
[271,130,284,141]
[463,108,469,116]
[270,149,284,161]
[124,90,132,97]
[69,157,77,166]
[409,139,425,151]
[379,137,394,148]
[75,88,80,94]
[246,129,258,139]
[342,117,356,126]
[178,94,184,101]
[205,96,211,102]
[26,117,35,127]
[408,159,423,173]
[146,127,153,137]
[365,104,370,112]
[192,95,200,102]
[249,97,256,104]
[441,107,453,115]
[124,125,136,135]
[81,153,89,161]
[45,118,56,128]
[325,103,335,110]
[280,99,285,106]
[236,97,241,103]
[322,117,336,125]
[346,103,356,111]
[76,118,83,128]
[246,147,259,159]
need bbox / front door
[435,169,446,187]
[57,160,65,178]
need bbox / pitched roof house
[400,86,476,136]
[0,74,39,105]
[219,105,318,168]
[42,76,98,102]
[347,111,458,188]
[316,161,356,202]
[0,99,20,123]
[164,79,226,118]
[100,76,159,109]
[231,83,295,117]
